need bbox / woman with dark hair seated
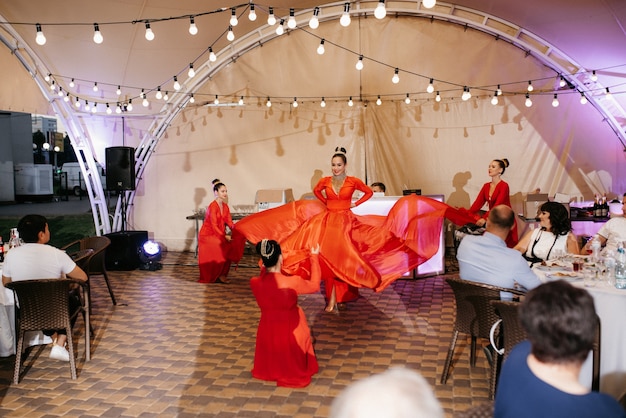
[495,280,625,418]
[514,201,579,265]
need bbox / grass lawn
[0,214,96,248]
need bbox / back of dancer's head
[330,367,444,418]
[256,239,282,268]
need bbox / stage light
[139,240,162,271]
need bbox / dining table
[532,257,626,400]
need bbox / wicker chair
[5,278,90,383]
[62,236,116,308]
[455,402,494,418]
[440,276,525,398]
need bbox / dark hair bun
[212,178,220,185]
[501,159,509,168]
[334,146,347,154]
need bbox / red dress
[466,180,518,247]
[198,200,241,283]
[234,177,474,293]
[250,254,321,388]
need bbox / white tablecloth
[533,263,626,399]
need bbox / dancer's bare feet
[216,276,230,284]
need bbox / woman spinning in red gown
[250,239,320,388]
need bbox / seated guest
[370,182,386,194]
[582,197,626,255]
[457,205,541,293]
[514,201,579,265]
[495,280,625,418]
[330,366,444,418]
[2,214,87,362]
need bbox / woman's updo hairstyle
[333,146,347,164]
[212,178,225,193]
[494,158,510,175]
[256,239,282,268]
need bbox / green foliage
[0,214,95,248]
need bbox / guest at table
[198,179,243,284]
[582,197,626,255]
[457,205,541,293]
[515,201,579,265]
[250,239,320,388]
[495,280,626,418]
[2,214,87,362]
[370,182,386,194]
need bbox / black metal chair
[6,278,90,383]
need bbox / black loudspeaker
[106,146,136,191]
[105,231,148,270]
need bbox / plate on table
[535,262,569,271]
[546,271,582,281]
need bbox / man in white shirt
[583,198,626,255]
[2,214,87,361]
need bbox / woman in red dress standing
[198,179,238,283]
[466,158,518,247]
[250,239,321,388]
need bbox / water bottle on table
[614,242,626,289]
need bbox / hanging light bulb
[266,97,272,107]
[491,91,499,105]
[144,22,155,41]
[239,96,244,106]
[93,82,98,92]
[355,55,364,70]
[230,8,239,26]
[58,87,64,97]
[422,0,437,8]
[75,97,81,108]
[35,23,46,45]
[267,7,276,26]
[189,94,195,104]
[552,94,559,107]
[91,103,97,113]
[188,63,195,78]
[462,86,471,101]
[580,92,588,104]
[44,73,51,82]
[374,0,387,19]
[525,93,532,107]
[527,80,534,92]
[173,76,181,91]
[116,103,122,113]
[248,4,257,21]
[292,97,298,107]
[93,23,104,44]
[427,78,435,93]
[309,7,320,29]
[163,91,169,101]
[340,3,351,27]
[50,80,56,91]
[106,103,112,114]
[155,87,162,100]
[116,85,122,96]
[209,47,217,62]
[214,95,219,105]
[69,78,75,88]
[405,93,411,104]
[317,39,325,55]
[591,70,598,82]
[348,96,354,107]
[287,8,296,29]
[320,97,326,108]
[189,17,198,35]
[605,87,612,99]
[376,96,382,106]
[497,84,503,96]
[227,25,235,41]
[276,20,284,35]
[64,92,70,102]
[142,95,149,107]
[127,99,133,111]
[84,100,90,111]
[392,68,400,84]
[435,91,441,102]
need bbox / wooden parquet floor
[0,250,492,417]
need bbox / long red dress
[198,200,239,283]
[466,180,518,247]
[250,254,321,388]
[234,178,474,293]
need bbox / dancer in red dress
[198,179,242,283]
[250,240,321,388]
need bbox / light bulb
[155,87,162,100]
[356,55,364,70]
[266,97,272,107]
[276,20,284,35]
[462,87,471,101]
[288,9,296,29]
[127,99,133,111]
[491,92,498,105]
[292,97,298,107]
[239,96,244,105]
[376,96,382,106]
[188,63,195,78]
[559,76,566,87]
[348,97,353,106]
[427,78,434,93]
[143,96,149,107]
[405,94,411,104]
[173,76,181,91]
[189,94,195,104]
[267,7,276,26]
[44,73,50,82]
[214,95,219,105]
[84,100,90,111]
[497,84,502,95]
[606,87,612,99]
[58,87,64,97]
[435,91,441,102]
[309,7,320,29]
[93,23,103,44]
[189,17,198,35]
[317,39,325,55]
[552,94,559,107]
[340,3,351,27]
[50,81,56,91]
[35,23,46,45]
[230,8,238,26]
[209,47,217,62]
[392,68,399,84]
[525,94,532,107]
[69,78,75,88]
[527,80,533,92]
[422,0,436,8]
[92,103,97,113]
[248,4,257,21]
[163,91,169,101]
[580,93,588,104]
[116,103,122,113]
[116,86,121,95]
[145,22,154,41]
[320,97,326,108]
[54,146,60,152]
[106,103,112,114]
[64,93,70,102]
[227,26,235,41]
[93,82,98,92]
[43,143,50,151]
[591,70,598,82]
[75,97,81,108]
[374,0,386,19]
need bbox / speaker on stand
[106,146,136,231]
